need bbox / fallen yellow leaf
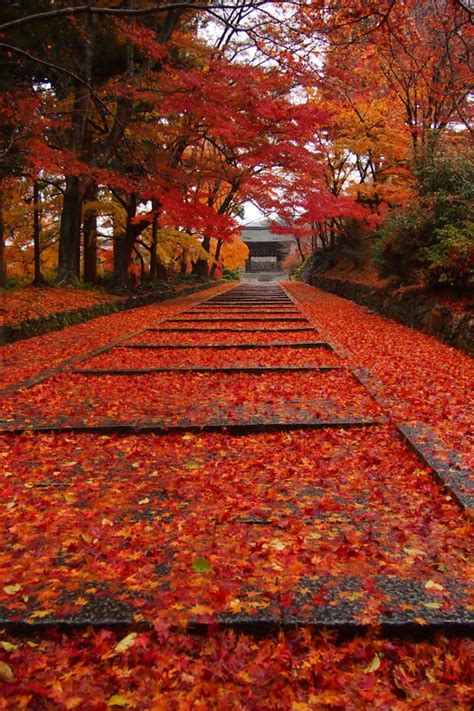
[403,547,425,557]
[0,661,14,683]
[108,694,131,707]
[114,632,137,653]
[28,609,54,619]
[425,580,444,591]
[364,654,381,673]
[268,538,287,550]
[3,584,22,595]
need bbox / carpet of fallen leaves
[126,330,318,345]
[0,627,472,709]
[1,370,381,427]
[0,283,231,390]
[74,346,341,369]
[0,427,470,627]
[1,282,472,708]
[0,286,122,327]
[286,283,474,466]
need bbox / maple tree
[1,4,472,699]
[6,1,463,287]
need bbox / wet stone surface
[0,283,471,632]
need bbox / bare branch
[0,2,274,33]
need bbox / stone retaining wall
[306,275,473,354]
[1,282,219,345]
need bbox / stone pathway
[0,284,471,632]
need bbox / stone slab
[167,317,308,323]
[189,307,300,311]
[0,573,470,633]
[280,574,473,630]
[0,417,378,436]
[207,300,292,305]
[114,341,334,350]
[398,423,473,515]
[72,366,342,375]
[148,327,316,333]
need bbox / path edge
[1,281,228,345]
[299,276,473,354]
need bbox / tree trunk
[192,236,210,277]
[134,246,146,284]
[57,12,95,284]
[113,229,134,290]
[32,181,44,285]
[113,203,136,289]
[150,214,158,282]
[0,180,5,288]
[113,194,151,289]
[296,237,305,261]
[210,239,223,276]
[83,181,98,284]
[329,219,336,249]
[58,176,83,284]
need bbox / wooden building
[240,218,296,273]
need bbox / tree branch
[0,2,273,33]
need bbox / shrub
[372,205,428,284]
[222,267,241,281]
[422,223,474,288]
[374,141,474,287]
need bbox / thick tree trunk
[134,246,146,284]
[113,194,151,289]
[113,230,134,290]
[210,239,223,276]
[149,214,158,282]
[0,180,5,288]
[113,196,136,290]
[83,181,98,284]
[32,181,44,285]
[192,236,210,277]
[57,11,95,284]
[58,176,83,284]
[148,202,167,283]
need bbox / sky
[240,202,265,224]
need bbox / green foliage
[374,142,474,287]
[373,205,427,283]
[222,267,241,281]
[422,223,474,288]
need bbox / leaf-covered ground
[286,283,474,465]
[126,329,318,345]
[74,346,341,369]
[0,283,231,390]
[0,427,470,627]
[0,282,472,707]
[1,370,381,428]
[0,627,472,709]
[0,286,122,327]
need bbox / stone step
[114,341,334,350]
[72,366,342,376]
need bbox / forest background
[0,0,472,292]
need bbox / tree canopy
[0,0,471,287]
